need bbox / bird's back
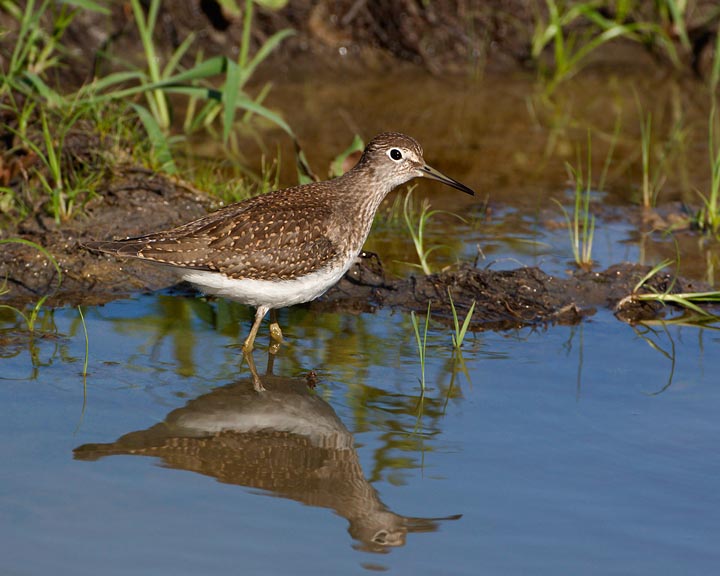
[86,181,349,281]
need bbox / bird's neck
[328,166,399,256]
[336,164,396,214]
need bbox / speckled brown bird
[86,132,475,390]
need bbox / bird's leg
[244,350,265,392]
[268,309,284,344]
[266,348,276,376]
[243,306,269,392]
[243,305,269,353]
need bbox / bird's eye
[389,148,403,161]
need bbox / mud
[54,1,720,83]
[1,168,213,304]
[328,254,707,327]
[50,1,536,85]
[0,168,711,327]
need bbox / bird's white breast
[179,258,353,309]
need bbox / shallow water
[3,65,720,574]
[2,297,719,574]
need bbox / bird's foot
[269,321,284,343]
[251,373,266,393]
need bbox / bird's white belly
[179,261,351,309]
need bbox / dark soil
[325,254,709,328]
[50,1,538,83]
[1,169,214,306]
[18,0,720,86]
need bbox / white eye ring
[387,148,403,162]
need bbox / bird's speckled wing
[86,185,345,281]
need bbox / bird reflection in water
[74,372,460,552]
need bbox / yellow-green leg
[242,305,269,392]
[269,309,284,344]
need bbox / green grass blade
[229,92,295,137]
[8,0,41,76]
[28,294,49,332]
[131,103,177,174]
[80,57,227,103]
[153,55,228,84]
[241,28,295,85]
[20,73,64,107]
[81,70,146,93]
[222,59,241,143]
[664,0,690,51]
[458,300,476,347]
[411,310,424,389]
[60,0,111,14]
[448,287,475,348]
[711,21,720,91]
[636,294,712,316]
[238,0,253,69]
[241,81,272,124]
[632,259,673,293]
[330,135,364,177]
[77,305,90,376]
[410,300,432,392]
[162,32,196,78]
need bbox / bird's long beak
[420,164,475,196]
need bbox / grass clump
[447,288,475,350]
[695,104,720,237]
[411,300,432,393]
[0,94,124,222]
[1,0,296,219]
[71,0,294,172]
[617,259,720,320]
[0,0,110,95]
[402,188,466,275]
[532,0,692,92]
[554,135,596,270]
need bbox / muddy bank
[41,1,536,83]
[323,256,707,327]
[1,169,213,304]
[15,0,718,86]
[0,170,711,327]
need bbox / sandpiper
[87,132,475,390]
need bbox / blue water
[1,293,718,575]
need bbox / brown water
[254,60,712,206]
